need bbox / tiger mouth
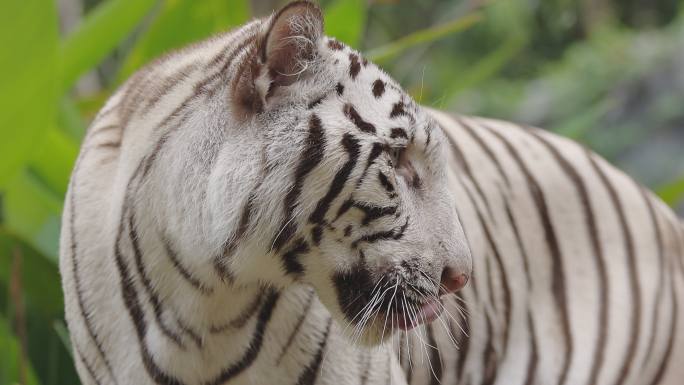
[333,263,444,337]
[394,297,444,330]
[357,284,444,334]
[379,294,444,331]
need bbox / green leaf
[28,127,79,198]
[59,0,157,93]
[0,230,76,385]
[656,176,684,207]
[53,320,73,359]
[0,0,58,188]
[0,315,41,385]
[439,32,526,102]
[552,98,613,140]
[324,0,367,48]
[119,0,250,80]
[58,98,88,143]
[366,12,482,64]
[0,229,63,317]
[3,171,64,263]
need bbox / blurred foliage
[0,0,683,383]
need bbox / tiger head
[215,1,472,345]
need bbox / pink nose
[440,266,469,295]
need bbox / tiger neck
[147,259,405,384]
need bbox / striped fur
[60,2,684,384]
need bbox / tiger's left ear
[233,1,324,116]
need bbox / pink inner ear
[261,1,323,86]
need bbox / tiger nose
[439,266,469,295]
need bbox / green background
[1,0,683,383]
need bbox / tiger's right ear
[233,1,324,116]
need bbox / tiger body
[60,2,684,385]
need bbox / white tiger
[60,1,684,384]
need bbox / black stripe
[372,79,385,98]
[442,125,497,223]
[311,225,323,245]
[639,188,666,373]
[281,238,309,276]
[67,151,119,385]
[210,290,265,333]
[587,151,642,385]
[307,95,325,109]
[113,172,185,385]
[531,132,609,384]
[378,172,395,194]
[353,142,384,191]
[203,289,280,385]
[328,39,344,50]
[309,134,361,224]
[276,289,316,364]
[119,70,154,129]
[485,126,573,385]
[221,179,262,258]
[88,124,120,139]
[648,275,678,385]
[344,104,376,134]
[162,235,213,295]
[523,311,538,385]
[205,26,259,70]
[351,216,409,248]
[273,114,326,251]
[501,195,532,288]
[95,141,121,149]
[212,256,236,283]
[141,61,198,115]
[128,212,185,348]
[354,202,398,226]
[335,199,354,220]
[176,317,203,349]
[91,101,122,127]
[648,219,680,385]
[389,102,407,119]
[147,33,257,141]
[296,317,333,385]
[336,83,344,96]
[458,118,511,187]
[390,128,408,140]
[141,129,173,178]
[459,176,512,360]
[74,343,103,385]
[481,311,498,385]
[349,53,361,79]
[484,260,498,319]
[455,296,470,381]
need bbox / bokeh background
[1,0,684,383]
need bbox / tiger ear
[233,1,323,117]
[259,1,324,87]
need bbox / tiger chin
[61,1,684,385]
